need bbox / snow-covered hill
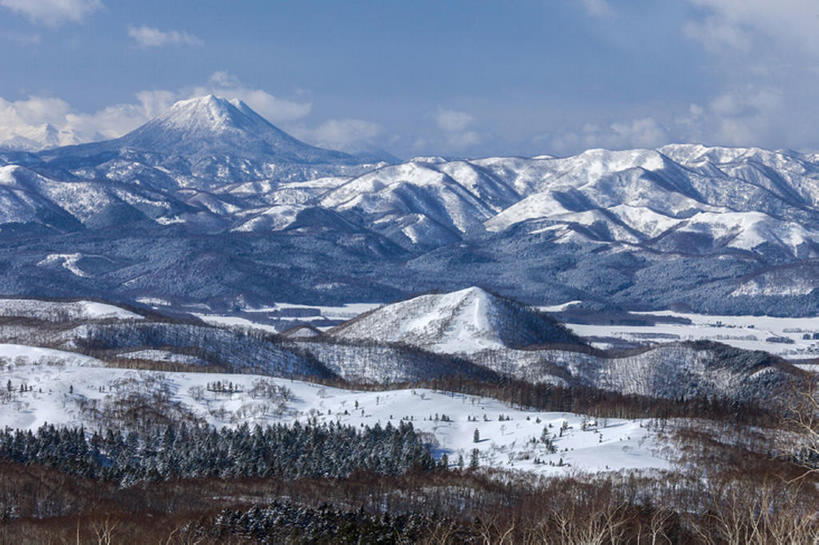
[329,286,582,353]
[0,298,142,321]
[0,348,668,476]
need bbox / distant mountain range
[0,95,815,315]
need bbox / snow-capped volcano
[34,95,383,190]
[120,95,353,164]
[329,286,583,354]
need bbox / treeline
[304,374,781,426]
[0,420,433,486]
[423,375,781,425]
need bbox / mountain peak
[112,94,359,174]
[148,94,259,136]
[329,286,583,354]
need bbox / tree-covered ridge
[0,420,433,486]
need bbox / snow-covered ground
[0,298,142,321]
[249,302,381,321]
[0,343,668,476]
[191,312,280,333]
[566,311,819,360]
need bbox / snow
[0,298,142,321]
[0,352,669,476]
[250,302,382,321]
[135,296,172,306]
[118,349,207,365]
[331,287,509,353]
[0,343,103,367]
[2,96,817,267]
[567,310,819,359]
[538,300,582,312]
[192,313,280,333]
[37,253,90,277]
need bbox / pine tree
[469,448,480,469]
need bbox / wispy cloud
[0,0,101,26]
[433,108,481,150]
[579,0,613,17]
[128,25,203,48]
[0,30,41,45]
[293,118,382,151]
[436,108,474,132]
[683,0,819,56]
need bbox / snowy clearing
[0,349,668,476]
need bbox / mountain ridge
[0,96,815,315]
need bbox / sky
[0,0,818,158]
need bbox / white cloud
[296,118,382,150]
[431,108,482,151]
[684,0,819,56]
[607,118,668,148]
[0,0,101,25]
[0,96,67,149]
[128,25,203,48]
[579,0,612,17]
[682,15,751,52]
[435,108,474,132]
[0,72,314,150]
[549,117,668,153]
[678,1,819,152]
[445,130,482,150]
[191,72,311,123]
[544,86,791,155]
[680,87,785,146]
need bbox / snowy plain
[569,310,819,360]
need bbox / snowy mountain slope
[329,287,583,354]
[0,311,327,379]
[469,342,800,404]
[0,298,142,321]
[0,164,198,231]
[285,338,500,384]
[318,161,520,246]
[0,357,669,476]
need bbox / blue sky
[1,0,818,158]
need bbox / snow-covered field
[248,302,381,321]
[191,312,280,333]
[566,310,819,360]
[0,343,668,476]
